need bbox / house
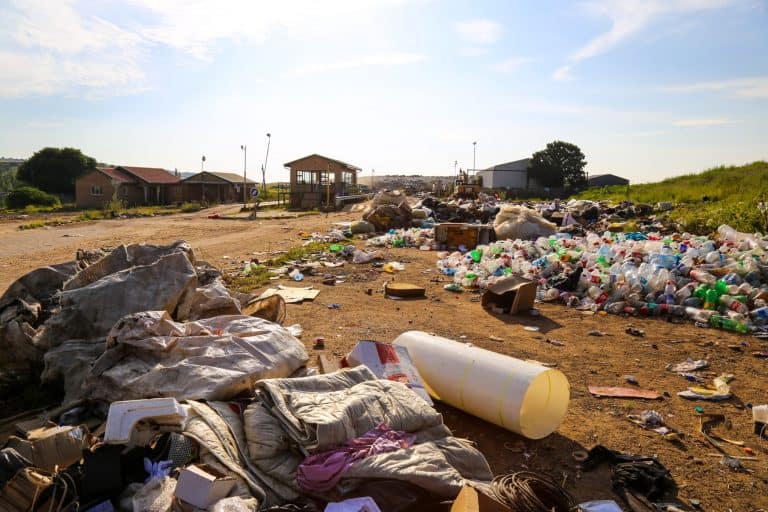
[181,171,257,204]
[75,166,182,208]
[587,173,629,187]
[284,154,360,209]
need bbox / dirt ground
[1,208,767,511]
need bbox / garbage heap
[0,242,495,511]
[436,224,768,332]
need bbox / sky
[0,0,766,184]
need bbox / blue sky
[0,0,766,183]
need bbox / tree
[18,147,97,195]
[528,140,587,192]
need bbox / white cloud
[661,76,768,98]
[454,19,502,45]
[493,57,532,73]
[553,0,745,80]
[292,53,427,75]
[0,0,147,98]
[460,47,489,57]
[26,121,65,128]
[129,0,417,60]
[0,0,418,98]
[673,118,731,126]
[552,65,574,81]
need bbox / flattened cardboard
[450,485,512,512]
[344,340,433,405]
[175,464,236,509]
[481,276,537,315]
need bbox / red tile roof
[118,166,181,184]
[96,167,136,184]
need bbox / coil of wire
[490,471,576,512]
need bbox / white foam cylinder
[393,331,570,439]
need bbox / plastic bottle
[719,295,749,314]
[605,301,626,314]
[675,282,695,301]
[690,269,716,285]
[749,306,768,324]
[664,281,676,305]
[704,288,720,310]
[709,314,750,333]
[686,307,715,323]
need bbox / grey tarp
[244,367,492,504]
[85,312,308,402]
[36,249,198,351]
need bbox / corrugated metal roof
[283,153,361,171]
[482,158,530,172]
[183,171,257,184]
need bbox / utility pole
[201,155,206,204]
[472,141,477,174]
[240,145,247,208]
[262,133,271,195]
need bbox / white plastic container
[393,331,570,439]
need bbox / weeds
[19,220,45,230]
[574,161,768,235]
[224,241,333,293]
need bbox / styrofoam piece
[104,398,187,444]
[393,331,570,439]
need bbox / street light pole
[240,145,247,208]
[262,133,271,195]
[472,141,477,174]
[371,169,375,191]
[201,155,206,204]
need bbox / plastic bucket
[393,331,570,439]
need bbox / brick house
[284,154,360,209]
[75,166,182,208]
[181,171,257,204]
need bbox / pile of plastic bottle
[367,228,435,250]
[436,224,768,333]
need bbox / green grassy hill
[573,161,768,234]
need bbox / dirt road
[1,210,766,509]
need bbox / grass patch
[181,201,203,213]
[19,220,45,230]
[573,161,768,235]
[223,241,334,293]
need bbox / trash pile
[366,228,435,250]
[436,224,768,332]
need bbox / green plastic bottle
[715,280,728,295]
[469,249,482,262]
[709,314,750,333]
[694,285,709,299]
[704,289,720,310]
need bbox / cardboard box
[344,340,433,405]
[175,464,236,509]
[435,223,493,251]
[450,485,512,512]
[6,425,88,472]
[481,276,537,315]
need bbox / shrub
[7,186,60,209]
[180,201,203,213]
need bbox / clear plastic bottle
[690,269,717,285]
[719,294,749,314]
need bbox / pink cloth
[297,424,416,493]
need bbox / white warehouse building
[475,158,530,190]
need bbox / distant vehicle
[453,169,481,199]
